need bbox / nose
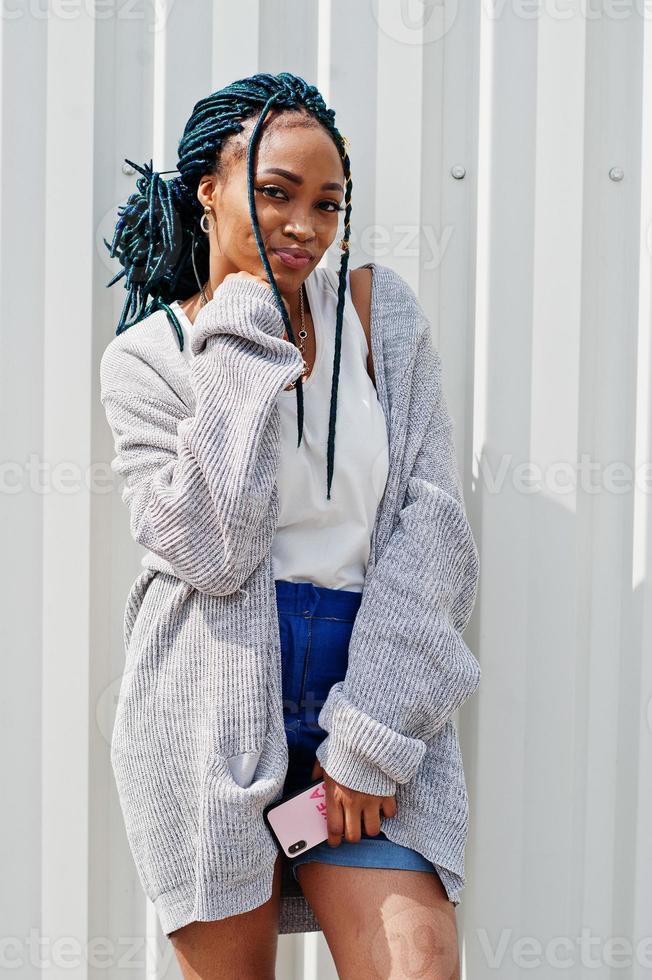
[283,206,317,242]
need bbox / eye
[319,200,345,213]
[257,184,288,201]
[256,185,344,213]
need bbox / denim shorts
[275,578,438,883]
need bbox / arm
[100,276,304,596]
[315,327,481,797]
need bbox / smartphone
[263,778,329,859]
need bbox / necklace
[282,283,311,390]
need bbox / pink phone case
[263,779,329,858]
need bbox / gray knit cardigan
[99,261,481,937]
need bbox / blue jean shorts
[275,578,438,883]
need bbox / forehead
[255,112,342,170]
[264,136,342,181]
[219,109,344,186]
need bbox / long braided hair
[104,71,353,500]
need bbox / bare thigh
[168,853,283,980]
[296,862,460,980]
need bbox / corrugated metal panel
[2,1,650,976]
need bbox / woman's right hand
[221,270,291,319]
[310,757,398,844]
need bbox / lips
[272,248,313,270]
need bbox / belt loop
[304,582,320,616]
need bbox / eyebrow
[258,167,344,193]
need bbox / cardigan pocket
[210,748,284,805]
[210,702,287,804]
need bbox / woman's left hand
[310,757,397,846]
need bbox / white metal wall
[2,1,651,977]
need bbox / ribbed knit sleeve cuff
[314,683,427,797]
[190,277,289,355]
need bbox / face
[197,110,345,297]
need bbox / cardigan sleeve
[99,276,304,597]
[315,327,481,797]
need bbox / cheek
[318,219,340,248]
[220,211,267,257]
[239,203,280,249]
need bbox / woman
[100,72,481,979]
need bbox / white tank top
[169,266,390,593]
[271,265,389,592]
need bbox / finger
[324,781,344,847]
[342,801,362,843]
[381,795,397,819]
[362,805,382,837]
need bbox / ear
[197,173,221,211]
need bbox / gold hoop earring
[200,205,215,234]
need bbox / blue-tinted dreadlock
[104,71,353,500]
